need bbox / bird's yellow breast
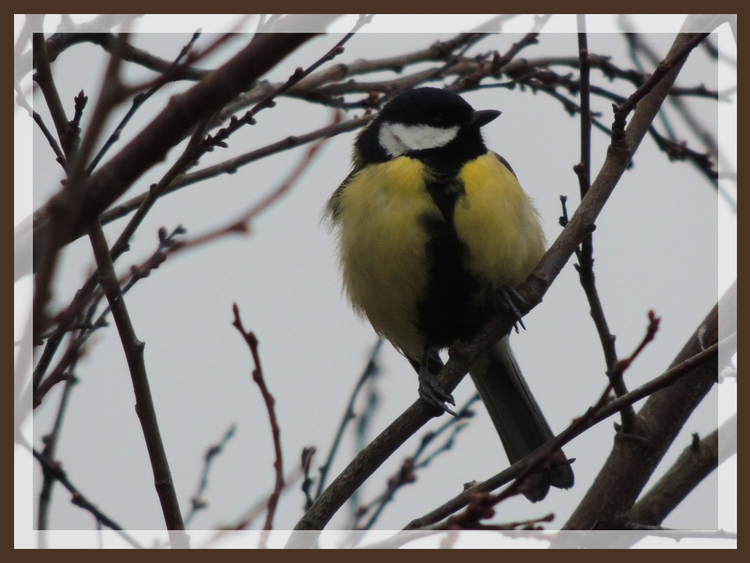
[454,154,546,291]
[333,157,438,356]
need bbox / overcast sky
[15,14,736,548]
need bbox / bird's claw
[418,370,457,416]
[499,286,527,333]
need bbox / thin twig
[86,31,203,175]
[87,221,188,545]
[184,424,237,527]
[614,33,710,136]
[37,373,78,536]
[350,352,383,518]
[355,395,479,531]
[201,15,370,154]
[31,110,67,169]
[32,31,131,346]
[530,71,719,185]
[315,338,383,501]
[219,30,487,117]
[623,28,720,161]
[28,445,143,548]
[97,115,367,228]
[573,19,628,424]
[302,447,317,510]
[169,112,339,254]
[34,226,187,407]
[576,18,592,197]
[197,467,303,548]
[231,305,284,547]
[32,33,71,155]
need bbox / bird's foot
[498,286,527,333]
[418,367,457,416]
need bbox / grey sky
[15,14,736,548]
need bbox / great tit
[326,87,574,501]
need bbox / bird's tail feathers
[469,336,574,501]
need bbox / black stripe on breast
[417,177,493,349]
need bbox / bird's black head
[356,87,500,175]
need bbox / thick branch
[563,280,733,530]
[628,414,734,526]
[406,329,720,531]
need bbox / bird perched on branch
[326,87,573,501]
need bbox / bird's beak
[469,109,501,128]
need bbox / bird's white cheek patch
[379,123,459,157]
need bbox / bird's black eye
[428,114,447,127]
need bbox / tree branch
[231,305,284,547]
[32,26,323,312]
[87,221,188,547]
[406,328,723,531]
[29,445,143,548]
[629,414,735,526]
[563,279,733,530]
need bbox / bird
[325,87,574,501]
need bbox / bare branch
[315,338,383,502]
[32,33,70,155]
[231,305,284,546]
[563,280,731,530]
[33,31,131,370]
[407,326,723,531]
[629,414,735,526]
[184,424,237,527]
[87,221,188,545]
[32,28,323,330]
[29,446,143,548]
